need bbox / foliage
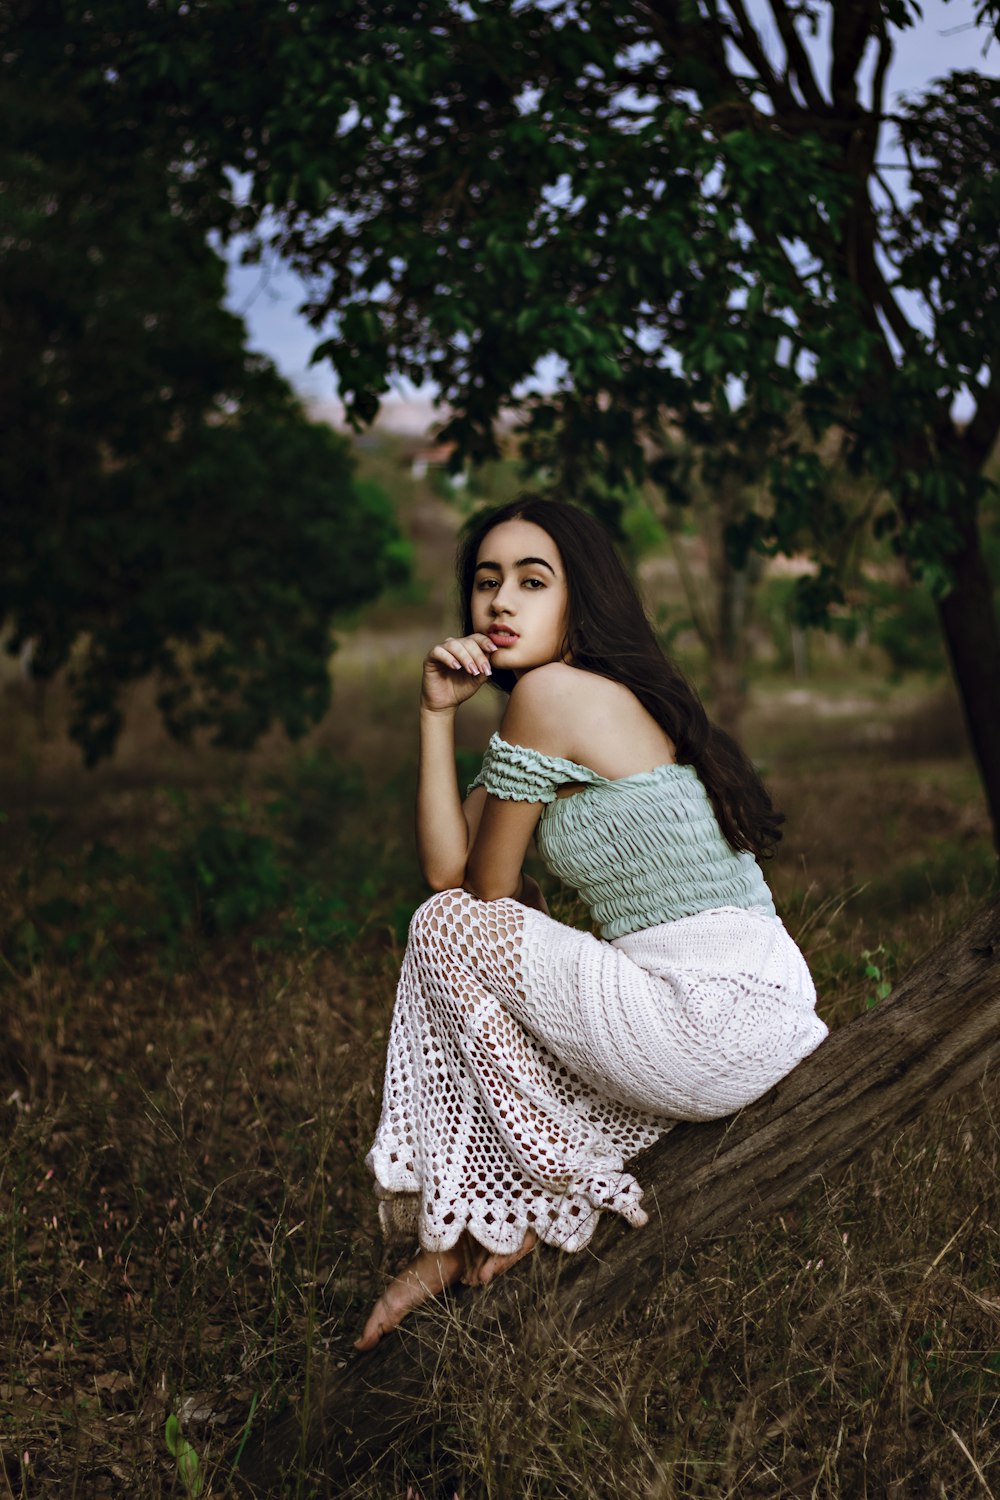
[860,945,895,1010]
[0,1,409,763]
[81,1,997,556]
[0,751,425,981]
[865,576,947,678]
[164,1414,203,1498]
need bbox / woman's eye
[523,577,545,589]
[476,578,498,590]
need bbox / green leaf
[164,1415,203,1498]
[164,1413,181,1456]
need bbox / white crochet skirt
[366,890,827,1256]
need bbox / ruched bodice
[469,733,776,939]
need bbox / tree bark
[709,548,764,738]
[240,899,1000,1492]
[935,519,1000,855]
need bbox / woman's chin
[489,646,555,675]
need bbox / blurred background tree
[0,0,408,763]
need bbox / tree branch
[868,21,893,127]
[765,0,827,113]
[638,0,751,111]
[962,370,1000,473]
[667,517,717,652]
[861,247,921,358]
[872,165,905,221]
[720,0,797,112]
[830,0,881,111]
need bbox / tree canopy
[56,0,996,838]
[0,0,407,762]
[6,2,1000,834]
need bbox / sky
[224,0,995,431]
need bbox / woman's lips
[488,628,519,645]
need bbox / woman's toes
[477,1254,501,1285]
[353,1233,537,1350]
[478,1251,514,1284]
[477,1229,538,1285]
[353,1303,390,1351]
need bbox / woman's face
[470,519,570,677]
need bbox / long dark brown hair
[457,496,783,858]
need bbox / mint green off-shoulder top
[468,733,776,940]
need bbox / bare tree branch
[720,0,797,112]
[868,21,893,125]
[872,166,905,220]
[830,0,882,110]
[862,249,921,358]
[766,0,827,113]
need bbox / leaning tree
[34,0,1000,834]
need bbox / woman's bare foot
[355,1228,540,1349]
[354,1241,467,1351]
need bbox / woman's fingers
[422,635,498,710]
[453,636,495,676]
[430,641,480,675]
[429,644,464,673]
[437,636,495,677]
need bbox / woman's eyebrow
[474,557,556,574]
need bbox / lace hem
[371,1154,648,1257]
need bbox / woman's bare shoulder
[506,665,674,775]
[497,666,599,756]
[507,663,614,712]
[501,665,625,758]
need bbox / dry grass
[1,649,998,1498]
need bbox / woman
[355,497,826,1351]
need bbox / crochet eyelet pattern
[367,889,826,1256]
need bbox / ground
[0,501,997,1497]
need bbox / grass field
[1,514,998,1496]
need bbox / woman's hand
[421,633,497,713]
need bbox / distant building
[409,442,468,488]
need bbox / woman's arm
[464,665,575,903]
[422,728,548,905]
[417,706,488,890]
[416,632,495,890]
[463,795,544,901]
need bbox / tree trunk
[709,651,746,737]
[709,553,760,738]
[240,899,1000,1492]
[935,518,1000,855]
[706,475,763,738]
